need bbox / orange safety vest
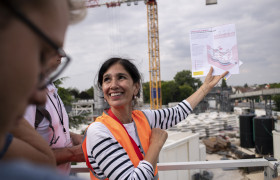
[82,110,159,180]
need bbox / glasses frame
[2,0,71,89]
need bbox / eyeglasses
[2,0,71,89]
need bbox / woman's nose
[110,78,119,89]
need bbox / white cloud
[61,0,280,91]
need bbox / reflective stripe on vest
[81,110,159,180]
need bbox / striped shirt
[86,100,192,180]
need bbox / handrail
[71,159,279,180]
[157,159,268,171]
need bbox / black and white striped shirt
[86,100,192,180]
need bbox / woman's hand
[149,128,168,149]
[201,67,229,94]
[186,67,228,109]
[144,128,168,170]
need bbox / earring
[104,99,107,102]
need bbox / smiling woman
[101,62,140,112]
[82,57,228,180]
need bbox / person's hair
[0,0,86,28]
[68,0,87,24]
[97,57,141,98]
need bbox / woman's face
[102,63,139,109]
[0,0,69,132]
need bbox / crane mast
[85,0,162,109]
[146,0,161,109]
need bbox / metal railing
[71,159,279,180]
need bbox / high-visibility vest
[82,110,159,180]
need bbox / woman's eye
[119,75,126,80]
[103,77,110,82]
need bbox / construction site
[65,0,280,180]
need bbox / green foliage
[53,77,68,87]
[68,113,89,129]
[161,81,179,105]
[270,83,280,88]
[78,91,91,99]
[78,87,94,99]
[273,95,280,111]
[178,84,194,101]
[54,78,73,106]
[173,70,202,89]
[69,88,79,99]
[86,86,94,99]
[244,83,248,88]
[57,87,74,106]
[142,82,150,103]
[142,70,200,105]
[221,79,228,89]
[53,78,88,129]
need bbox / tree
[69,88,80,99]
[178,84,194,101]
[173,70,202,90]
[142,82,150,103]
[69,113,89,129]
[53,77,68,87]
[54,78,86,130]
[142,70,203,105]
[270,83,280,88]
[57,87,74,106]
[79,91,91,99]
[54,78,74,106]
[86,86,94,99]
[161,81,179,105]
[273,95,280,111]
[244,83,248,88]
[221,79,228,89]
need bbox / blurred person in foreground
[82,57,228,180]
[0,0,86,179]
[24,53,85,175]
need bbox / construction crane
[85,0,162,109]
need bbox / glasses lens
[48,56,69,81]
[38,50,70,89]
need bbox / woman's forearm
[186,84,208,110]
[144,128,168,170]
[144,142,162,169]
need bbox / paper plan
[190,24,239,78]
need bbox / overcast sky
[61,0,280,91]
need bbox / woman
[82,57,228,180]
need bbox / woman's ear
[134,82,140,96]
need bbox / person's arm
[142,100,192,129]
[142,68,227,130]
[52,145,85,165]
[4,118,56,167]
[187,67,228,109]
[70,132,83,146]
[52,131,85,165]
